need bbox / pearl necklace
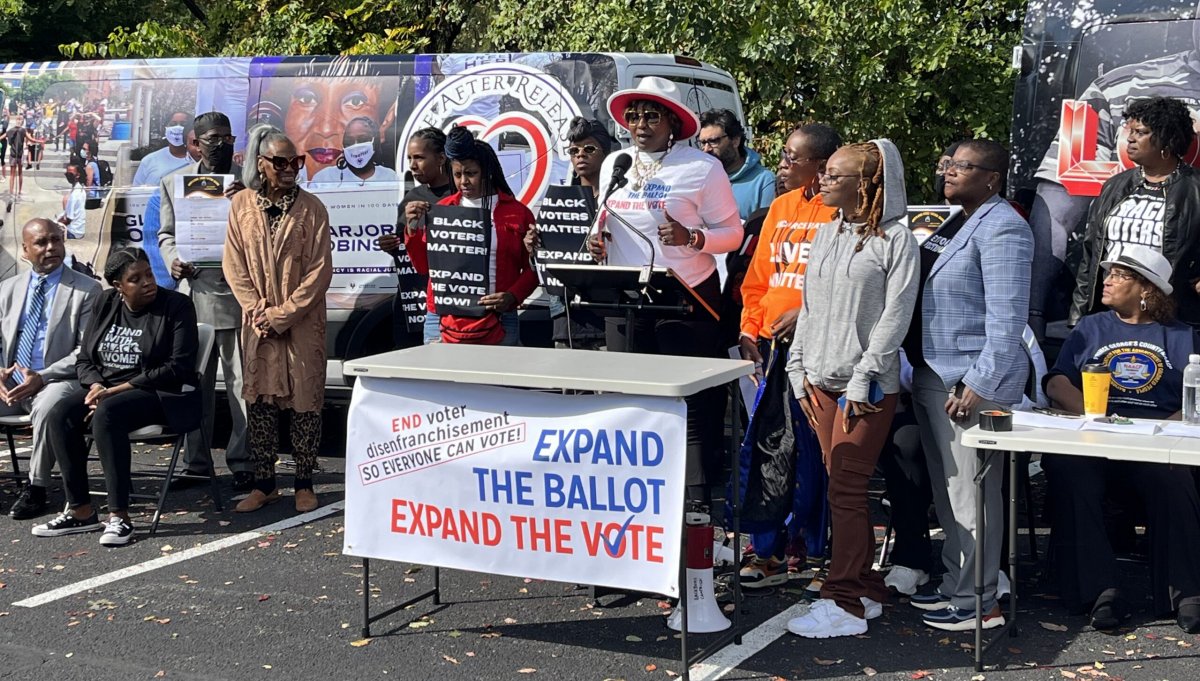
[630,149,667,191]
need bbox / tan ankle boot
[294,489,318,513]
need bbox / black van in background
[1010,0,1200,334]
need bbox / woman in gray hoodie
[784,139,919,638]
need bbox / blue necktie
[14,276,47,372]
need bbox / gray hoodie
[786,139,919,403]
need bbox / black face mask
[205,141,235,173]
[933,174,947,202]
[64,173,75,185]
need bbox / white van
[0,53,745,399]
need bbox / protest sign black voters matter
[534,185,595,296]
[425,205,492,317]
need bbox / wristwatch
[686,228,701,250]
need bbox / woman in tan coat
[223,125,332,514]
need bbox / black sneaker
[32,510,101,537]
[9,485,49,520]
[99,516,134,546]
[231,471,255,492]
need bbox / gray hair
[242,123,293,191]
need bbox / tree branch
[179,0,206,22]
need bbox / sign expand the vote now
[343,377,687,596]
[425,205,491,317]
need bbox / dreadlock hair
[843,142,887,252]
[445,126,513,208]
[411,126,451,180]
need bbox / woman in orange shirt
[737,123,841,589]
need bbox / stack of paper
[1081,419,1162,436]
[1011,410,1085,431]
[1161,422,1200,439]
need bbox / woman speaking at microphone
[588,77,743,493]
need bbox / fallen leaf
[447,630,463,638]
[503,617,518,624]
[442,655,459,665]
[408,621,431,629]
[480,632,501,638]
[154,618,171,624]
[644,664,657,671]
[350,639,371,647]
[1094,662,1105,670]
[262,665,272,670]
[814,657,842,666]
[160,545,174,552]
[625,635,642,642]
[970,676,985,681]
[257,595,270,602]
[518,669,536,674]
[1060,672,1076,679]
[1040,621,1069,632]
[155,672,166,679]
[863,668,878,677]
[911,672,933,680]
[1008,647,1022,654]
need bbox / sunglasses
[623,109,664,126]
[196,134,236,147]
[568,144,600,157]
[260,154,306,171]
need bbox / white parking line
[689,602,809,681]
[13,500,345,608]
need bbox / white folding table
[343,344,753,679]
[960,422,1185,671]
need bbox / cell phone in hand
[838,381,884,412]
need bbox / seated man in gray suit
[157,111,251,490]
[0,218,100,519]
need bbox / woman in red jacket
[405,126,538,345]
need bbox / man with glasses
[736,123,840,589]
[699,109,776,222]
[157,111,252,491]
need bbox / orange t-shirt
[738,190,836,339]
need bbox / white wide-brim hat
[1100,244,1174,295]
[607,76,700,140]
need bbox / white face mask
[165,125,186,147]
[343,140,375,169]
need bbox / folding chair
[0,413,31,484]
[89,322,223,535]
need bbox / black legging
[46,386,166,513]
[605,271,724,487]
[1043,455,1200,615]
[877,401,933,572]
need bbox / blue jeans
[423,311,519,346]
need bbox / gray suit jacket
[158,161,243,330]
[0,266,101,382]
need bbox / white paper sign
[343,377,688,596]
[173,174,233,265]
[309,185,403,309]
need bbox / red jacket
[405,191,539,314]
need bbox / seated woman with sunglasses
[588,77,743,493]
[223,125,333,514]
[1043,245,1200,633]
[405,125,538,345]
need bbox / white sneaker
[861,597,883,620]
[98,516,133,547]
[884,565,929,595]
[786,599,868,638]
[997,570,1011,599]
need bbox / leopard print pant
[247,400,321,485]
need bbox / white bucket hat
[607,76,700,140]
[1100,244,1174,295]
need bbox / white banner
[343,377,688,596]
[310,185,403,310]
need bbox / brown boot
[294,489,318,513]
[235,489,281,513]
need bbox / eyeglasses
[781,152,822,167]
[568,144,600,157]
[817,171,862,184]
[943,159,999,173]
[196,134,236,147]
[1104,269,1136,282]
[698,134,728,148]
[259,154,306,171]
[623,109,664,127]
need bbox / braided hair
[104,247,150,286]
[411,126,452,180]
[445,126,513,207]
[845,142,887,252]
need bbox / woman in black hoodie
[33,248,201,547]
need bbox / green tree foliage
[490,0,1024,199]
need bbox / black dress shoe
[231,471,255,493]
[1090,588,1131,631]
[1177,598,1200,634]
[9,485,48,520]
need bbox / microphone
[601,153,658,284]
[584,153,633,264]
